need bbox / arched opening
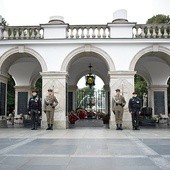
[77,76,105,111]
[0,48,45,125]
[65,49,112,128]
[131,46,170,126]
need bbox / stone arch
[129,45,170,70]
[0,46,47,74]
[60,45,115,72]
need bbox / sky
[0,0,170,26]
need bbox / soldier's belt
[116,103,123,106]
[46,103,53,106]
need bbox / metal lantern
[85,64,95,88]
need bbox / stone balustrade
[1,26,43,39]
[133,24,170,38]
[1,24,170,40]
[67,25,110,39]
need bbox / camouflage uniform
[112,90,126,130]
[44,93,58,130]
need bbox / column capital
[68,85,78,91]
[109,71,136,78]
[14,85,32,91]
[103,85,110,91]
[0,74,9,83]
[148,85,168,90]
[40,71,68,79]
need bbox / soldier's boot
[116,124,119,130]
[119,124,123,130]
[31,124,35,130]
[35,123,37,130]
[135,126,140,130]
[50,124,53,130]
[46,124,51,130]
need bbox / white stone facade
[0,10,170,129]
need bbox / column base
[41,120,67,129]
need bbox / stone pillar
[109,71,136,129]
[0,15,3,39]
[0,74,8,116]
[107,9,136,38]
[149,85,168,117]
[68,85,78,111]
[41,72,68,129]
[14,86,32,115]
[41,16,68,39]
[103,85,110,114]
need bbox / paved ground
[0,124,170,170]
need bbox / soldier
[44,89,58,130]
[112,89,126,130]
[28,90,41,130]
[128,92,142,130]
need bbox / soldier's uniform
[128,92,142,130]
[112,89,126,130]
[28,90,41,130]
[44,89,58,130]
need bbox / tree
[147,14,170,24]
[134,75,147,99]
[76,87,95,108]
[35,78,42,98]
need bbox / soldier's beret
[48,89,53,92]
[115,89,120,92]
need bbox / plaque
[68,92,73,112]
[0,83,6,115]
[154,91,165,115]
[17,92,28,115]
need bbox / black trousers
[31,110,39,128]
[132,111,140,128]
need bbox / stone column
[41,16,68,39]
[14,86,32,115]
[149,85,168,117]
[41,72,68,129]
[68,85,78,111]
[108,9,136,38]
[109,71,136,129]
[103,85,110,114]
[0,74,8,116]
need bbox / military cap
[115,89,120,92]
[48,89,53,92]
[32,89,38,93]
[132,92,137,94]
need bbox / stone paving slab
[0,128,170,170]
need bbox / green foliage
[35,78,42,98]
[76,87,95,108]
[134,75,147,99]
[147,14,170,24]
